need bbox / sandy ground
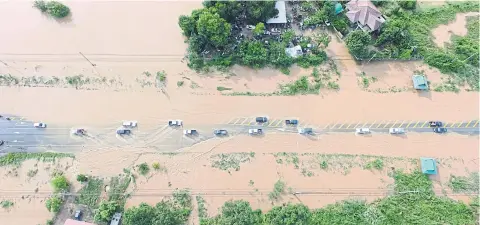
[432,12,480,48]
[0,1,478,224]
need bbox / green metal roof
[420,157,437,175]
[412,75,428,90]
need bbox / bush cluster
[34,0,70,18]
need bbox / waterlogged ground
[0,1,478,225]
[0,133,478,224]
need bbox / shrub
[176,81,184,87]
[33,0,47,12]
[399,0,416,10]
[46,1,70,18]
[152,162,160,170]
[138,163,150,176]
[156,71,166,82]
[76,174,88,182]
[45,196,63,213]
[94,201,119,222]
[51,175,69,192]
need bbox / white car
[389,128,405,134]
[355,128,370,134]
[183,129,197,135]
[33,122,47,128]
[248,128,263,135]
[122,121,137,128]
[168,120,183,126]
[246,25,255,30]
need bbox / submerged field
[0,1,478,225]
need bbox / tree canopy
[236,40,268,68]
[196,9,232,48]
[345,30,372,58]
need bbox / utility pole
[79,52,96,67]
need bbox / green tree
[51,175,69,192]
[208,1,243,23]
[124,203,156,225]
[45,1,70,18]
[268,42,294,68]
[253,22,265,36]
[236,40,268,68]
[281,30,296,45]
[399,0,417,9]
[265,204,312,225]
[245,1,278,24]
[375,19,412,48]
[178,15,197,38]
[45,196,63,213]
[197,9,232,48]
[345,30,371,58]
[219,200,263,225]
[95,201,119,222]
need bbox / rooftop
[412,75,428,90]
[64,219,96,225]
[266,1,287,24]
[346,0,385,31]
[420,157,438,175]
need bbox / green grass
[156,70,167,82]
[364,159,384,170]
[0,152,74,166]
[107,174,131,205]
[1,200,14,209]
[216,86,232,91]
[447,172,479,193]
[210,153,252,172]
[76,177,103,208]
[268,180,286,201]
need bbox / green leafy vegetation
[76,177,103,208]
[45,196,63,213]
[107,173,132,206]
[0,152,74,166]
[268,180,286,201]
[353,2,480,91]
[76,174,88,182]
[34,1,70,18]
[156,70,167,83]
[94,201,119,223]
[123,189,192,225]
[179,2,330,72]
[211,153,253,172]
[447,172,479,193]
[196,195,208,219]
[1,200,14,209]
[200,171,477,224]
[51,175,69,193]
[364,159,384,170]
[176,81,184,87]
[216,86,232,91]
[137,162,150,176]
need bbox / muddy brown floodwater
[0,1,478,225]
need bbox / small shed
[285,45,303,58]
[420,157,437,175]
[266,1,287,24]
[335,3,344,15]
[412,75,428,90]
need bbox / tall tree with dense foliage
[399,0,417,9]
[204,1,243,23]
[196,9,232,48]
[236,40,268,68]
[253,22,265,36]
[51,175,69,192]
[264,204,312,225]
[201,200,262,225]
[245,1,279,24]
[345,30,371,58]
[268,42,294,68]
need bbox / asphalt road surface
[1,114,478,154]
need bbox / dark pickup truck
[256,117,268,123]
[116,129,131,135]
[285,119,299,125]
